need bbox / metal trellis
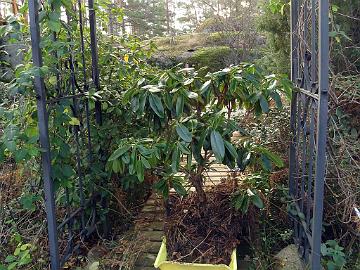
[289,0,329,269]
[29,0,105,268]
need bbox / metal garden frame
[28,0,330,268]
[29,0,105,269]
[289,0,329,269]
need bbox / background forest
[0,0,359,269]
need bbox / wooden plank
[141,205,164,213]
[135,253,157,266]
[138,221,164,232]
[146,241,162,254]
[138,231,164,241]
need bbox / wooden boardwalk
[133,163,233,269]
[133,193,165,270]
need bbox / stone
[274,244,304,270]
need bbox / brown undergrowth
[164,181,245,265]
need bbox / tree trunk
[165,0,170,35]
[12,0,19,15]
[190,173,207,204]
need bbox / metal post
[28,0,60,269]
[311,0,329,268]
[289,0,299,246]
[289,0,299,197]
[88,0,102,125]
[88,0,109,237]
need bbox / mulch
[164,181,245,265]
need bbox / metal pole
[289,0,299,197]
[311,0,329,268]
[88,0,109,237]
[289,0,299,245]
[28,0,60,269]
[88,0,102,125]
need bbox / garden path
[133,162,233,269]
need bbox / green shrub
[188,46,241,71]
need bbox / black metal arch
[28,0,330,268]
[29,0,104,268]
[289,0,329,269]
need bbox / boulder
[274,244,304,270]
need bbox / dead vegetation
[164,181,245,265]
[325,74,360,251]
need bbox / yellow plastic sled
[154,238,237,270]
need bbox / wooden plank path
[133,163,234,269]
[133,193,165,270]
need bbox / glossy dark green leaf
[259,95,269,113]
[261,154,272,171]
[112,159,121,173]
[210,130,225,162]
[141,157,151,169]
[172,177,187,196]
[136,159,145,182]
[178,141,191,154]
[48,19,61,33]
[148,94,164,118]
[252,193,264,209]
[200,80,211,94]
[62,164,74,178]
[138,94,147,114]
[224,140,237,159]
[176,123,192,143]
[176,95,184,117]
[164,93,173,110]
[108,145,131,161]
[154,178,169,199]
[256,146,284,167]
[234,194,244,211]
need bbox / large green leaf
[171,147,180,172]
[259,95,269,113]
[176,123,192,143]
[136,159,145,182]
[224,140,237,159]
[148,94,164,118]
[255,146,284,168]
[141,156,151,169]
[108,145,131,161]
[261,154,272,171]
[154,178,169,199]
[48,20,61,33]
[176,95,184,117]
[178,141,191,154]
[200,80,211,94]
[112,159,122,173]
[251,193,264,209]
[172,177,187,196]
[210,130,225,162]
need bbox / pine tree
[125,0,168,37]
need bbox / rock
[274,244,304,270]
[88,262,99,270]
[87,245,108,263]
